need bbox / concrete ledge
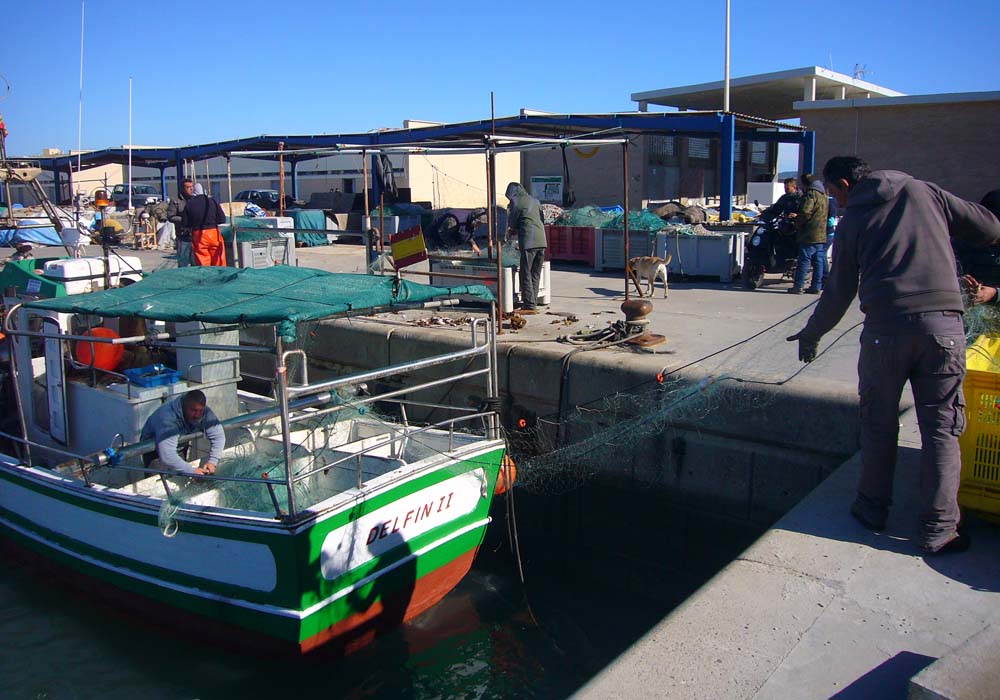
[576,407,1000,700]
[909,624,1000,700]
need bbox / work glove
[786,330,819,363]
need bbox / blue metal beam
[719,114,735,221]
[802,131,816,175]
[175,155,184,198]
[159,166,167,199]
[735,130,813,144]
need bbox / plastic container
[544,225,596,265]
[123,364,183,388]
[958,334,1000,520]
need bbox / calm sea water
[0,487,745,700]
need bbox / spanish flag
[0,113,7,138]
[390,225,428,269]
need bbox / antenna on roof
[853,63,870,80]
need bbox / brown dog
[627,255,672,298]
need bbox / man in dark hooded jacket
[787,156,1000,554]
[504,182,547,312]
[788,173,829,294]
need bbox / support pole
[719,113,735,222]
[490,147,503,334]
[159,166,167,203]
[623,141,630,301]
[174,156,183,196]
[290,160,299,201]
[274,337,296,518]
[278,142,285,218]
[802,131,816,176]
[226,155,237,266]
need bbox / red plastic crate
[544,225,596,265]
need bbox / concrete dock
[5,241,998,698]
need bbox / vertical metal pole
[1,130,14,219]
[290,160,299,201]
[802,131,816,176]
[159,167,167,203]
[623,142,630,301]
[485,146,494,259]
[362,148,370,221]
[724,0,731,113]
[490,147,503,334]
[226,155,237,265]
[278,142,285,218]
[488,304,500,439]
[128,77,133,210]
[175,156,184,196]
[275,337,297,517]
[720,114,735,222]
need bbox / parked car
[112,184,161,209]
[234,189,282,209]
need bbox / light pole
[724,0,731,112]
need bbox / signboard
[389,225,428,269]
[530,176,563,204]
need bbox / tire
[742,262,764,290]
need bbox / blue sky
[1,0,997,156]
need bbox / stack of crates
[958,334,1000,520]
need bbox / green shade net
[23,266,494,342]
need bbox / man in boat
[180,183,228,267]
[504,182,547,313]
[140,389,225,477]
[167,178,195,267]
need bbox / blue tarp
[0,221,64,246]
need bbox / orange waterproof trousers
[192,227,227,267]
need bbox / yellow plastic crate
[958,334,1000,520]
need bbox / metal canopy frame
[27,111,812,221]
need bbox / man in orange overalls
[180,183,227,266]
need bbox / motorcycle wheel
[742,262,764,290]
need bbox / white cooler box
[42,256,143,295]
[428,260,551,313]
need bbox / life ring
[572,146,601,159]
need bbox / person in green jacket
[504,182,548,311]
[788,173,830,294]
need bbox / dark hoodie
[505,183,547,250]
[801,170,1000,340]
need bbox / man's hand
[787,330,819,363]
[196,462,216,477]
[960,274,997,305]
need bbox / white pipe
[128,76,132,211]
[77,0,84,180]
[724,0,731,112]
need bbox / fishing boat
[0,265,511,655]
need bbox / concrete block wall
[800,100,1000,202]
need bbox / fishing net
[603,210,669,232]
[555,206,616,228]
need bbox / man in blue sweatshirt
[788,156,1000,554]
[140,390,225,477]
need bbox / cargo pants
[854,311,966,551]
[519,247,546,309]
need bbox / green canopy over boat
[22,266,494,342]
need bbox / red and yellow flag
[0,113,7,138]
[390,225,427,269]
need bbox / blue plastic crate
[123,364,182,388]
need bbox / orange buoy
[74,327,124,371]
[494,453,517,496]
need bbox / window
[648,136,676,165]
[688,138,710,160]
[751,142,768,165]
[734,141,743,162]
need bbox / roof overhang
[23,112,810,172]
[632,66,904,120]
[794,90,1000,112]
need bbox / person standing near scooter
[787,173,829,294]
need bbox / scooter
[742,216,799,290]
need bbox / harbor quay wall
[243,318,861,595]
